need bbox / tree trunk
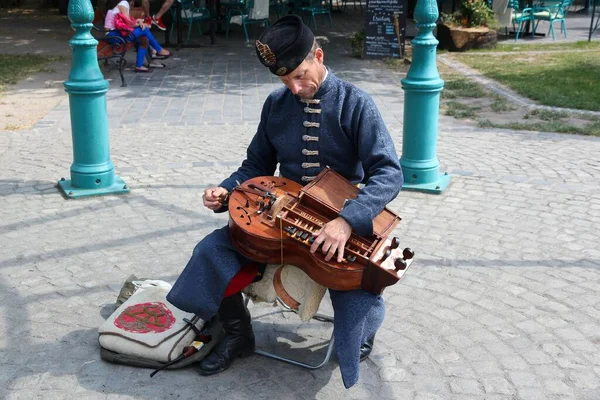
[437,23,498,52]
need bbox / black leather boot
[359,334,375,362]
[198,292,255,376]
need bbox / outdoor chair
[269,0,289,18]
[238,264,335,369]
[225,0,270,42]
[532,0,573,39]
[221,0,247,17]
[300,0,333,29]
[508,0,536,41]
[169,0,212,42]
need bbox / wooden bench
[93,28,133,87]
[91,7,149,87]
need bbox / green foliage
[440,0,499,29]
[349,30,365,58]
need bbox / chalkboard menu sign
[363,0,407,59]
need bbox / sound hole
[236,206,252,225]
[259,179,287,188]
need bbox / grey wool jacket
[167,68,403,389]
[218,67,404,235]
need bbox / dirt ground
[0,8,73,131]
[0,62,71,130]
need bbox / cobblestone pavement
[2,8,600,400]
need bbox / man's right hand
[202,187,229,210]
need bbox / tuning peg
[394,258,407,271]
[381,249,392,261]
[390,237,400,250]
[402,248,414,260]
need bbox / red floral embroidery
[114,302,176,333]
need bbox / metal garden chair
[225,0,270,42]
[300,0,333,29]
[533,0,574,39]
[169,0,211,41]
[269,0,288,18]
[509,0,536,41]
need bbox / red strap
[223,263,260,298]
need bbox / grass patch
[444,101,478,119]
[382,57,410,69]
[444,78,487,98]
[442,90,457,99]
[438,65,488,118]
[388,47,600,137]
[478,119,600,136]
[0,54,62,93]
[439,68,488,100]
[524,108,570,121]
[473,40,600,52]
[490,96,516,112]
[456,51,600,111]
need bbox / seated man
[141,0,174,30]
[166,15,404,388]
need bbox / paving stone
[449,378,483,395]
[379,366,410,382]
[567,370,600,390]
[2,9,600,400]
[482,376,515,395]
[516,388,549,400]
[508,371,541,388]
[543,379,575,396]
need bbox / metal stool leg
[254,331,335,369]
[244,294,335,369]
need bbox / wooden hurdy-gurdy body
[227,168,413,295]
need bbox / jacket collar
[314,65,334,98]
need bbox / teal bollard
[400,0,450,194]
[57,0,129,199]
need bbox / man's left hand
[310,217,352,263]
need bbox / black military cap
[255,15,315,76]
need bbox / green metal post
[400,0,450,194]
[57,0,129,199]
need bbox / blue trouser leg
[132,27,163,67]
[105,30,121,43]
[329,289,385,388]
[166,226,255,320]
[166,224,385,389]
